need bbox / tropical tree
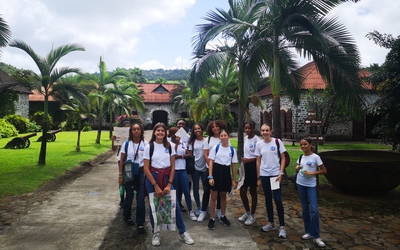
[60,96,95,152]
[257,0,363,138]
[9,40,85,165]
[81,57,128,144]
[366,31,400,151]
[106,78,145,138]
[0,15,11,57]
[190,0,270,156]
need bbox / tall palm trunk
[38,94,49,165]
[76,119,81,152]
[96,116,102,144]
[272,38,282,139]
[272,95,282,138]
[237,102,245,158]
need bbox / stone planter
[319,150,400,195]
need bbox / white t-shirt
[120,140,148,167]
[188,138,207,172]
[174,142,187,170]
[244,135,260,159]
[204,136,221,152]
[296,153,323,187]
[208,144,238,166]
[255,138,287,176]
[144,141,176,169]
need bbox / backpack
[123,140,140,183]
[275,138,290,168]
[215,143,235,160]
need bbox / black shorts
[243,161,257,187]
[208,163,231,192]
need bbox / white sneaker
[152,232,160,246]
[197,211,207,222]
[179,232,194,245]
[238,213,249,222]
[261,222,276,232]
[278,226,287,238]
[244,215,255,225]
[189,210,197,221]
[313,238,326,247]
[215,209,221,221]
[302,233,312,240]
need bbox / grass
[0,131,112,198]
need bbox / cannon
[4,132,37,149]
[36,129,62,142]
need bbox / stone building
[0,69,32,118]
[248,62,378,141]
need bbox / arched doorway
[152,110,168,127]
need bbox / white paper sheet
[236,162,245,190]
[175,127,190,141]
[113,127,129,146]
[270,176,280,190]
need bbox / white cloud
[139,60,165,70]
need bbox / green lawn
[0,131,112,198]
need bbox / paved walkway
[0,131,399,249]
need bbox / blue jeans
[192,170,207,208]
[297,184,320,238]
[145,172,186,234]
[173,170,192,211]
[123,168,145,226]
[260,176,285,226]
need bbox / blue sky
[1,0,398,74]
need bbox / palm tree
[60,97,95,152]
[81,57,129,144]
[105,78,145,138]
[258,0,364,138]
[9,40,85,165]
[0,15,11,57]
[190,0,273,157]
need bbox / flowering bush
[115,114,143,126]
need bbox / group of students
[113,119,327,248]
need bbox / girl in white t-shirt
[143,123,194,246]
[255,123,287,238]
[238,121,260,226]
[295,138,327,247]
[118,123,147,233]
[207,129,237,230]
[169,127,197,221]
[188,123,207,217]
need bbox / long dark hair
[150,122,170,149]
[128,123,144,142]
[188,123,204,145]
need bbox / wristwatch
[279,172,285,176]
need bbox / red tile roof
[29,89,56,102]
[258,61,372,97]
[137,83,180,103]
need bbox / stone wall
[249,91,379,140]
[14,94,29,118]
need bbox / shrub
[27,121,42,132]
[31,111,53,128]
[4,115,29,133]
[0,119,18,138]
[82,125,92,132]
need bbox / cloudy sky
[1,0,398,74]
